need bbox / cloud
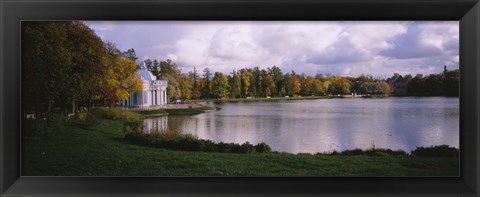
[85,21,459,77]
[379,22,458,60]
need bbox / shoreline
[187,95,458,103]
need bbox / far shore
[187,94,459,103]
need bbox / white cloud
[85,21,459,77]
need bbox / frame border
[1,0,479,196]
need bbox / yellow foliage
[100,56,142,104]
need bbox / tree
[293,78,301,95]
[443,69,459,96]
[229,70,241,98]
[328,77,351,95]
[407,74,425,96]
[101,55,142,106]
[189,67,201,99]
[202,67,212,98]
[123,48,138,62]
[269,66,283,96]
[144,59,161,78]
[22,21,122,114]
[282,73,293,96]
[304,76,315,95]
[264,74,276,97]
[65,21,109,110]
[211,72,230,99]
[159,59,182,101]
[22,22,72,113]
[178,75,193,99]
[240,69,253,97]
[312,79,324,95]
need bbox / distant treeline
[141,56,460,100]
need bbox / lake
[143,97,459,154]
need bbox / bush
[22,112,68,139]
[255,142,271,153]
[341,149,364,155]
[22,118,48,140]
[91,107,143,132]
[365,148,407,156]
[411,145,459,157]
[124,132,271,154]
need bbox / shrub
[255,142,271,153]
[124,132,271,154]
[365,148,407,156]
[241,142,256,153]
[411,145,459,157]
[91,107,143,132]
[22,112,68,139]
[341,149,364,155]
[22,117,48,140]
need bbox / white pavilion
[119,62,168,107]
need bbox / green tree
[202,67,212,98]
[443,69,459,96]
[211,72,230,99]
[123,48,138,62]
[159,59,182,101]
[178,75,193,99]
[189,67,201,99]
[22,22,72,113]
[229,70,242,98]
[269,66,283,96]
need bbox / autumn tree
[240,69,253,97]
[264,73,275,97]
[101,42,142,106]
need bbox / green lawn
[22,119,459,176]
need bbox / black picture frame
[1,0,479,196]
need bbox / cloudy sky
[85,21,459,78]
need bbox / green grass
[22,119,459,176]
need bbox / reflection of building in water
[143,116,168,133]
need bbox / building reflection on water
[143,116,168,133]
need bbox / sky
[85,21,459,78]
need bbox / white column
[163,90,167,104]
[157,90,160,105]
[154,90,157,105]
[159,90,163,105]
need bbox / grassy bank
[22,119,459,176]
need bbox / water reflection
[143,97,459,154]
[143,116,168,134]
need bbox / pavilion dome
[137,62,157,81]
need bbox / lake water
[143,97,459,154]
